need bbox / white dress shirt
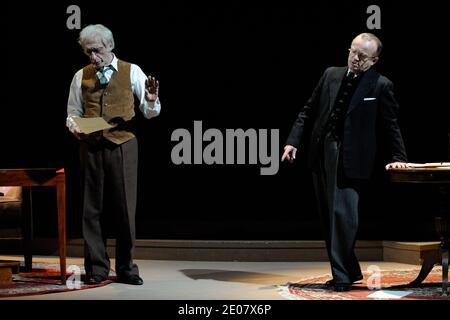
[66,55,161,133]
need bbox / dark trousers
[311,133,363,284]
[80,137,139,278]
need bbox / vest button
[104,103,108,106]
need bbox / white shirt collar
[95,55,118,72]
[109,54,119,71]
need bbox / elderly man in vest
[67,24,160,285]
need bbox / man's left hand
[385,162,411,170]
[145,76,159,102]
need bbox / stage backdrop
[3,1,449,240]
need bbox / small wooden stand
[0,260,21,284]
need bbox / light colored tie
[98,66,111,85]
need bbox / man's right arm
[66,70,84,136]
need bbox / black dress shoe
[325,275,363,287]
[325,279,335,287]
[117,274,144,285]
[85,275,107,285]
[333,283,352,292]
[352,274,363,282]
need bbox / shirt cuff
[66,116,81,133]
[143,98,161,119]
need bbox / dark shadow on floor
[179,269,293,286]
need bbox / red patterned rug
[0,262,114,298]
[279,267,449,300]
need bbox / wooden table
[389,167,450,295]
[0,168,66,283]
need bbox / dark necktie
[347,70,357,79]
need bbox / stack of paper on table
[74,117,115,134]
[406,162,450,168]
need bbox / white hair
[78,24,115,49]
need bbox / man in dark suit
[281,33,410,292]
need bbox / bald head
[353,33,382,57]
[347,33,382,73]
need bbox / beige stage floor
[0,255,422,300]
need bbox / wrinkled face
[82,36,113,69]
[347,36,379,73]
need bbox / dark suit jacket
[286,66,407,179]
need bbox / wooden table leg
[56,170,66,284]
[408,249,439,286]
[21,187,33,272]
[442,247,449,295]
[435,214,449,295]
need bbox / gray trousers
[80,137,139,278]
[312,133,363,284]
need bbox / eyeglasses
[84,46,106,56]
[348,47,376,62]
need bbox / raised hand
[145,76,159,102]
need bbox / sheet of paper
[406,162,450,168]
[74,117,115,134]
[367,290,412,299]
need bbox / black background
[2,1,449,240]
